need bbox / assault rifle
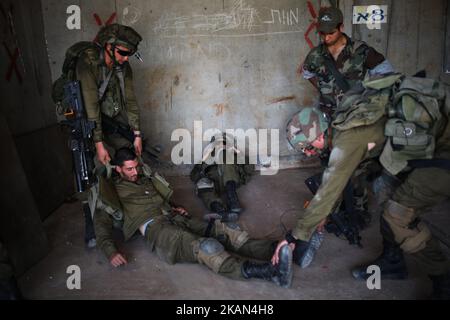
[61,80,96,193]
[101,114,161,163]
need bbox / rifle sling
[322,55,350,93]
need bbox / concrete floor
[18,168,448,300]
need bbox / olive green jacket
[75,46,140,143]
[94,175,169,259]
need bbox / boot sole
[298,231,324,269]
[275,245,293,288]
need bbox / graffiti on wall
[1,3,23,84]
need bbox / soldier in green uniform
[93,148,293,288]
[190,133,254,221]
[0,241,22,300]
[302,6,393,116]
[275,74,450,298]
[300,6,394,232]
[75,23,143,164]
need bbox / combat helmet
[286,107,329,153]
[96,23,142,54]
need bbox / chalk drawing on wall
[123,6,142,26]
[153,0,306,38]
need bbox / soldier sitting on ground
[92,147,293,288]
[190,133,254,222]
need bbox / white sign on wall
[353,5,388,29]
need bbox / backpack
[51,41,98,108]
[379,76,447,175]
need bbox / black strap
[408,159,450,170]
[322,55,350,93]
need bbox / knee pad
[195,177,215,195]
[193,238,231,273]
[383,200,431,254]
[214,220,249,250]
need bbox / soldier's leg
[353,167,450,297]
[192,238,293,288]
[391,168,450,277]
[219,164,242,213]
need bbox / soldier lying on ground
[92,148,293,288]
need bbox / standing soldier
[302,6,394,117]
[76,23,143,165]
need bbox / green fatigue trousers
[386,166,450,275]
[191,163,248,210]
[144,215,274,280]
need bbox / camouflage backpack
[333,73,448,175]
[380,76,447,174]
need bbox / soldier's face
[109,44,132,65]
[320,24,344,46]
[117,159,140,182]
[303,133,325,157]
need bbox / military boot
[203,201,239,222]
[429,273,450,300]
[241,244,293,288]
[351,241,408,280]
[225,181,242,213]
[293,231,324,268]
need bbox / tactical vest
[88,161,173,221]
[333,74,448,175]
[52,41,127,119]
[380,76,447,174]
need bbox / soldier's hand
[317,218,327,233]
[134,137,143,156]
[172,206,189,217]
[95,142,111,165]
[271,240,295,265]
[110,253,128,267]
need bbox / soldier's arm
[124,63,140,134]
[302,50,320,92]
[365,47,395,76]
[75,53,103,143]
[93,209,119,261]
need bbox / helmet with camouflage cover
[286,107,329,152]
[96,23,142,52]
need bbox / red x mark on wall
[93,12,117,42]
[3,42,22,83]
[304,1,319,49]
[297,1,321,76]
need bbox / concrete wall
[42,0,335,164]
[343,0,448,82]
[0,0,73,220]
[41,0,448,168]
